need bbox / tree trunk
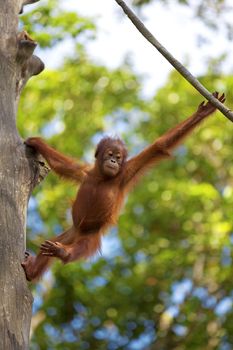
[0,1,45,348]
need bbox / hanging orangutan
[22,92,225,281]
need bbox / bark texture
[0,0,45,348]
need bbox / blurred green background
[19,0,233,349]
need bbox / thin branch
[19,0,40,14]
[114,0,233,123]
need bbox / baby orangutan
[22,92,225,281]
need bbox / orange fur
[22,93,225,281]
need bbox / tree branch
[114,0,233,123]
[19,0,40,14]
[16,31,44,102]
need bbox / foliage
[18,1,233,350]
[20,0,95,47]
